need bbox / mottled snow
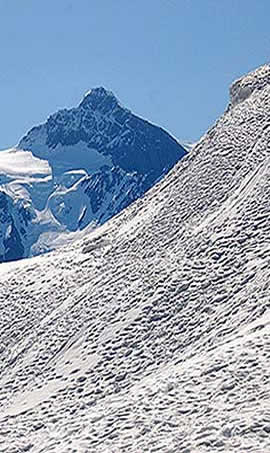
[1,65,270,452]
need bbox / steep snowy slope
[0,88,186,262]
[1,65,270,452]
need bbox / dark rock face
[80,166,144,226]
[3,220,24,262]
[0,191,25,262]
[0,191,9,217]
[19,87,186,183]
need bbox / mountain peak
[84,86,113,97]
[11,86,186,261]
[79,86,119,111]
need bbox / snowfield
[1,65,270,452]
[0,148,51,179]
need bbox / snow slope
[1,65,270,452]
[0,88,186,262]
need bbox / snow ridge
[1,65,270,452]
[230,63,270,107]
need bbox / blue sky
[1,0,270,149]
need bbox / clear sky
[1,0,270,149]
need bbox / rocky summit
[1,65,270,452]
[0,88,186,262]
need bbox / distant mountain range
[0,87,186,261]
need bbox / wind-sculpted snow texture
[0,88,185,262]
[1,65,270,452]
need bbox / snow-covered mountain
[1,65,270,452]
[0,88,186,261]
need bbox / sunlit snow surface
[1,65,270,452]
[0,148,51,179]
